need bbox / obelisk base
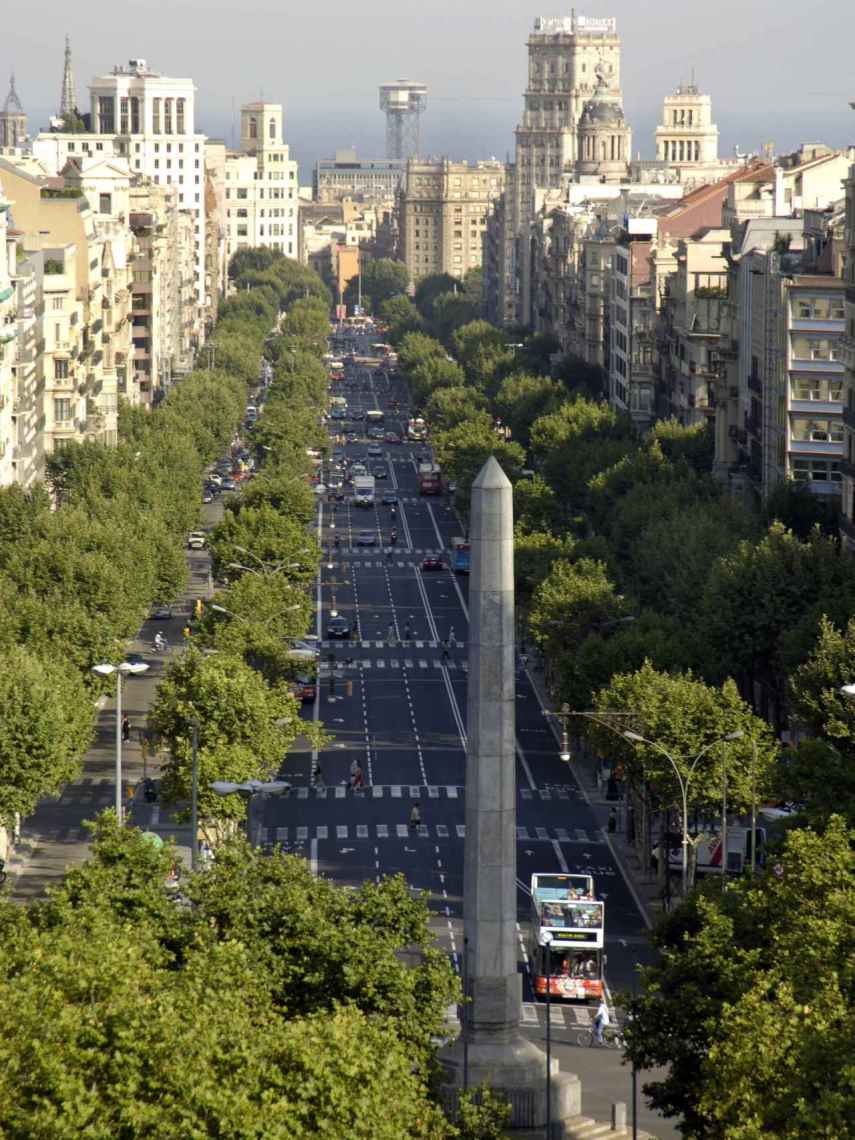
[440,1028,582,1136]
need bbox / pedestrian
[349,758,358,782]
[311,761,325,788]
[409,801,421,831]
[121,715,131,743]
[593,997,610,1045]
[441,640,450,662]
[607,807,617,834]
[352,764,364,790]
[387,623,396,645]
[403,623,411,642]
[448,627,456,649]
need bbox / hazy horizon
[5,0,855,183]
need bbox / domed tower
[576,61,630,183]
[0,74,28,149]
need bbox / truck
[418,462,442,495]
[352,475,376,507]
[663,821,767,877]
[451,538,470,573]
[407,417,428,441]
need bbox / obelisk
[441,456,580,1132]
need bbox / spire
[60,34,76,117]
[3,73,23,114]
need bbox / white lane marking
[397,824,408,838]
[316,825,328,839]
[425,501,445,551]
[551,838,569,872]
[412,565,440,642]
[441,664,468,748]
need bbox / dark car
[372,465,388,479]
[125,652,147,669]
[150,604,172,621]
[221,478,237,491]
[421,557,445,572]
[385,431,401,444]
[381,492,399,506]
[327,615,352,640]
[356,531,377,546]
[346,432,358,443]
[366,427,385,440]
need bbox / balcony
[790,357,845,373]
[789,438,844,457]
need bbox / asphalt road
[261,331,678,1138]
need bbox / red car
[292,676,317,703]
[421,557,445,572]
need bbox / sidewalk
[8,512,218,902]
[522,650,665,929]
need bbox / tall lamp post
[539,929,553,1139]
[92,659,150,824]
[623,730,743,895]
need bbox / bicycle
[574,1023,625,1049]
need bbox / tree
[587,661,777,825]
[625,818,855,1139]
[432,416,525,506]
[552,352,607,400]
[495,372,564,447]
[647,417,714,475]
[414,272,459,321]
[343,258,409,312]
[208,503,320,585]
[379,293,425,342]
[529,557,629,670]
[513,475,565,533]
[423,385,488,432]
[430,292,481,344]
[450,320,513,390]
[530,398,635,506]
[513,528,574,608]
[150,649,305,833]
[0,647,94,826]
[408,356,467,408]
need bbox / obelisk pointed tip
[472,454,512,491]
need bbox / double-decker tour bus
[407,416,428,441]
[530,872,605,1002]
[451,537,470,573]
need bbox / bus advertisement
[530,872,604,1002]
[451,538,470,573]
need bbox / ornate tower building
[575,65,631,183]
[655,81,719,168]
[0,75,27,149]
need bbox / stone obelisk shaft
[465,455,519,1037]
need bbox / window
[120,97,129,134]
[98,95,115,133]
[164,98,173,134]
[54,358,69,380]
[269,118,276,140]
[249,116,258,140]
[152,98,161,134]
[54,397,72,422]
[52,296,64,312]
[791,417,844,443]
[176,97,185,134]
[237,188,248,199]
[99,193,112,214]
[131,96,140,134]
[792,377,843,401]
[791,336,837,361]
[792,458,841,483]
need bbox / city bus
[365,409,385,427]
[529,872,605,1002]
[451,538,470,574]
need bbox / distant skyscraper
[60,35,77,117]
[0,74,28,148]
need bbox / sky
[4,0,855,179]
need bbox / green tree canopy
[432,416,525,507]
[344,258,409,312]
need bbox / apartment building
[841,151,855,551]
[654,226,730,425]
[314,149,403,204]
[217,103,298,265]
[482,178,516,326]
[397,159,505,283]
[0,190,15,485]
[34,58,209,340]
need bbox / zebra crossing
[260,822,606,845]
[319,639,462,650]
[521,1002,594,1030]
[338,550,448,563]
[284,783,578,802]
[321,654,469,672]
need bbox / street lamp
[538,928,553,1139]
[210,779,291,844]
[91,659,149,824]
[623,729,743,896]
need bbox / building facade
[397,158,505,283]
[314,150,403,204]
[842,149,855,551]
[0,75,27,151]
[219,103,298,265]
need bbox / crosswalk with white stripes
[319,639,461,650]
[322,655,468,672]
[521,1002,594,1030]
[285,783,578,802]
[261,822,606,845]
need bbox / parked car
[326,615,352,640]
[356,531,377,546]
[421,557,445,572]
[221,478,237,492]
[286,638,321,663]
[208,473,223,487]
[187,532,207,550]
